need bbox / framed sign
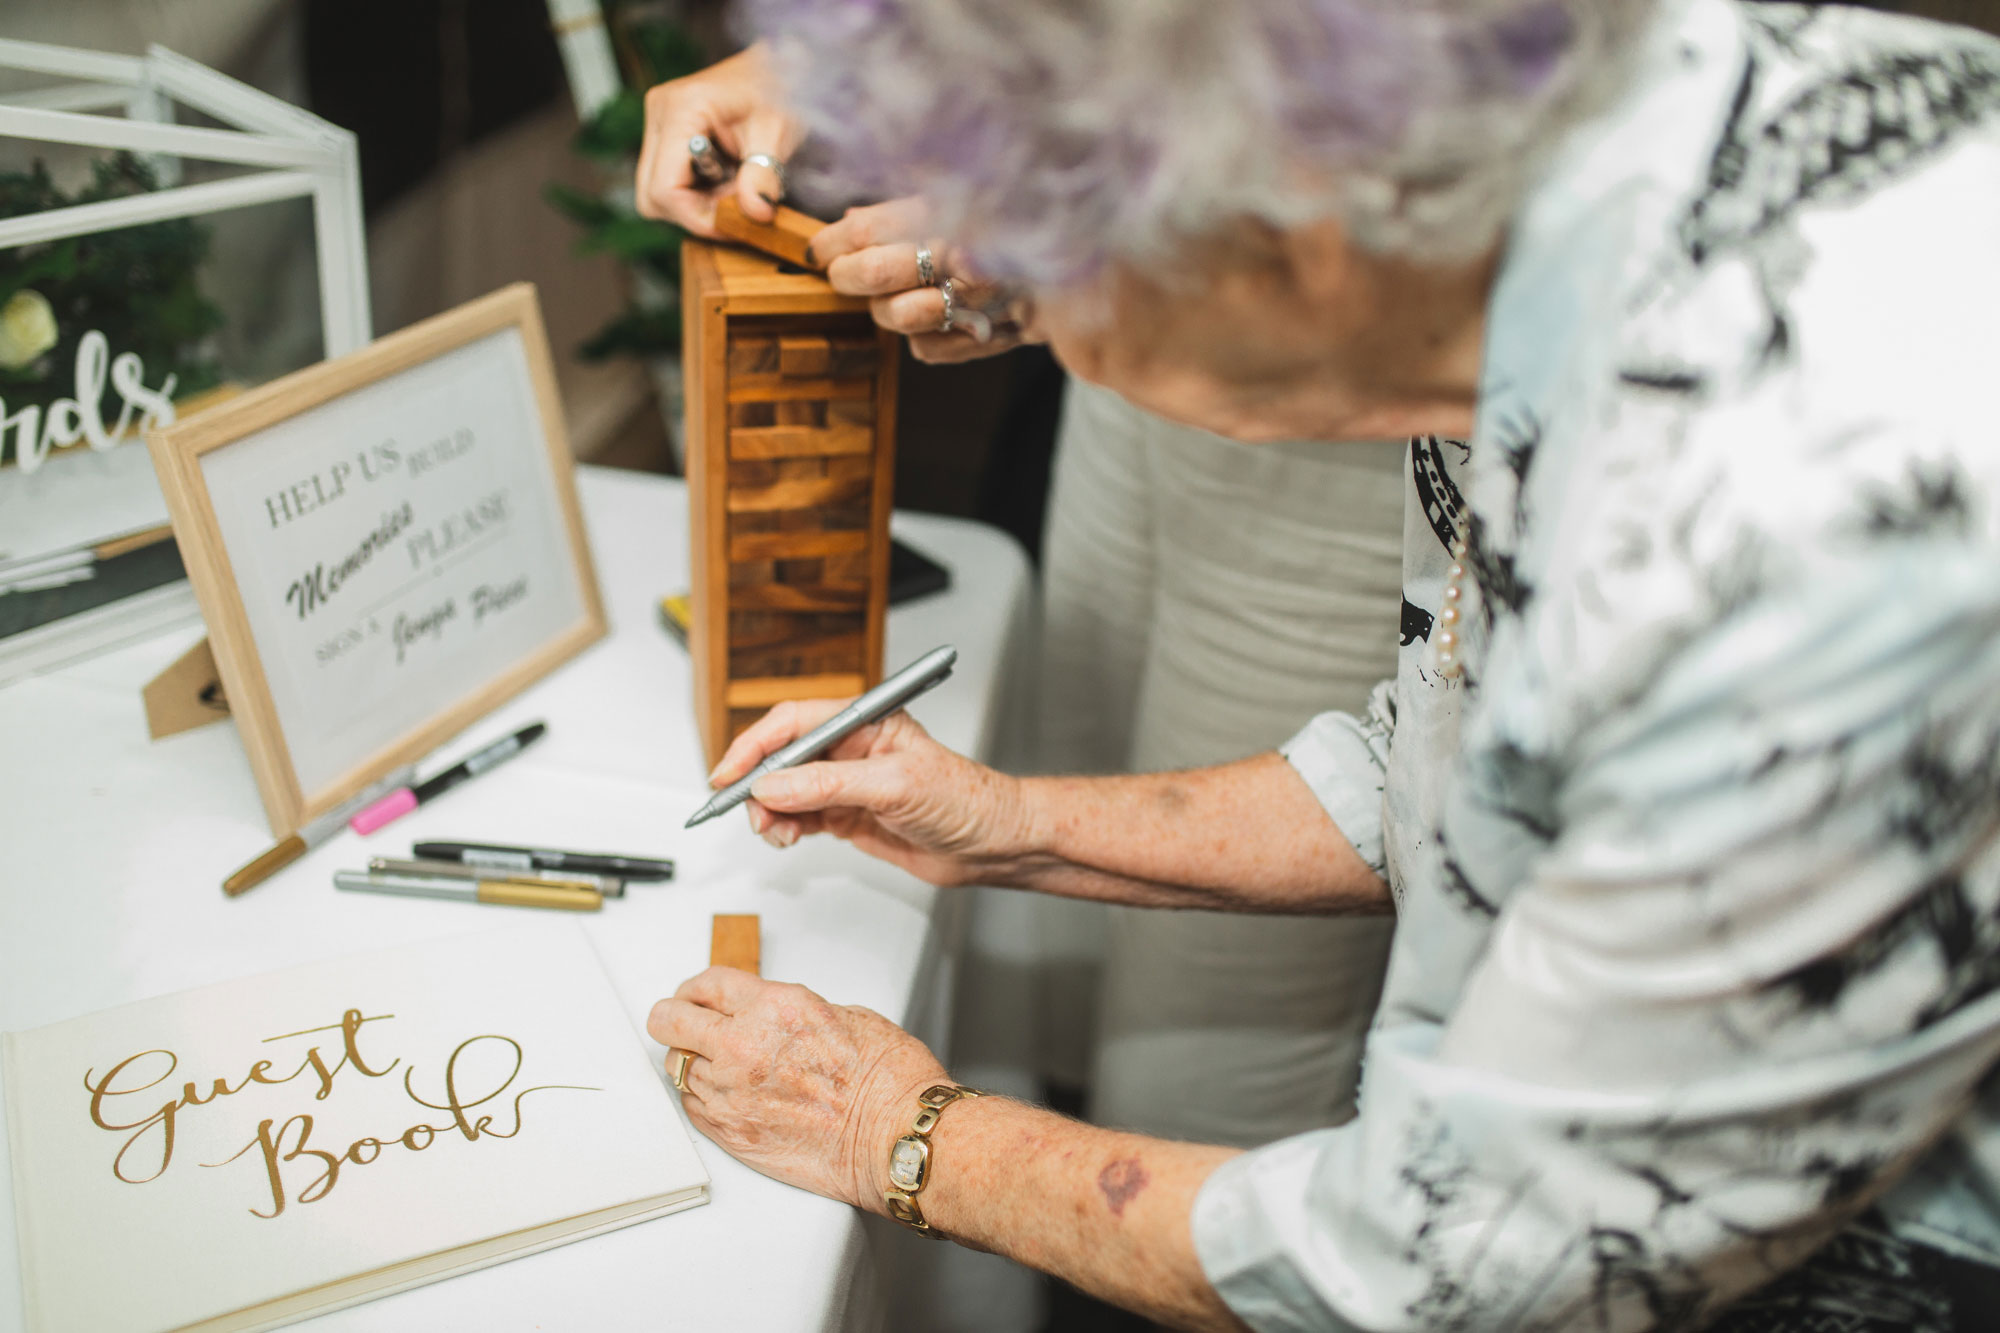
[148,283,605,836]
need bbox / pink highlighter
[350,722,547,835]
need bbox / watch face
[889,1135,930,1192]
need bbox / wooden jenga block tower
[681,235,900,769]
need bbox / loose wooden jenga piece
[710,914,762,975]
[711,196,826,271]
[682,236,900,769]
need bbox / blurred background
[0,0,1991,566]
[3,4,1998,1330]
[0,0,1065,560]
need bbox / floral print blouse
[1192,3,2000,1329]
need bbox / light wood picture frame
[148,283,605,836]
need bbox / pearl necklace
[1436,525,1469,679]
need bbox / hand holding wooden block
[712,196,826,271]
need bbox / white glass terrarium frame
[0,37,370,359]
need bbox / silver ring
[742,152,787,199]
[915,246,937,287]
[938,279,996,342]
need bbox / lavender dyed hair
[745,0,1662,286]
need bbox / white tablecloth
[0,465,1033,1333]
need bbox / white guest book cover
[2,926,707,1333]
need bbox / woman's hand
[647,967,948,1212]
[636,45,803,236]
[711,697,1041,887]
[811,201,1037,364]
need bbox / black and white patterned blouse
[1191,2,2000,1329]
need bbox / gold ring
[671,1050,694,1092]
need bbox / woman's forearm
[1001,751,1390,914]
[910,1095,1248,1332]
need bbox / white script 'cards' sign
[148,285,605,836]
[2,926,708,1333]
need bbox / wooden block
[726,615,865,651]
[726,673,868,710]
[826,401,874,432]
[818,500,872,532]
[775,457,833,483]
[713,195,825,270]
[727,458,783,488]
[730,633,866,681]
[774,556,829,583]
[826,339,881,379]
[711,914,761,975]
[728,528,870,562]
[699,237,870,314]
[730,509,787,536]
[821,551,871,585]
[728,425,874,459]
[726,609,860,651]
[776,398,825,428]
[779,336,832,378]
[729,582,868,613]
[728,337,780,375]
[727,374,874,404]
[725,469,873,513]
[730,400,778,429]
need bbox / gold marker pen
[333,869,601,912]
[367,857,625,899]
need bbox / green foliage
[0,155,224,414]
[549,9,709,360]
[581,215,684,266]
[580,303,683,361]
[544,181,619,229]
[572,90,648,165]
[628,17,707,88]
[544,179,681,289]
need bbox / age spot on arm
[1097,1155,1150,1217]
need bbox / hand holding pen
[697,671,1024,880]
[686,646,957,828]
[683,648,1041,895]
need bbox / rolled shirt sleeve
[1280,681,1398,880]
[1195,548,2000,1331]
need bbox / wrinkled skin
[635,50,1490,1213]
[809,200,1032,364]
[646,965,947,1212]
[724,698,1038,884]
[647,701,1036,1207]
[635,53,1026,367]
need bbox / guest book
[2,926,707,1333]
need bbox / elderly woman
[642,1,2000,1329]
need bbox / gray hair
[748,0,1665,285]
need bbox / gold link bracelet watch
[884,1084,984,1236]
